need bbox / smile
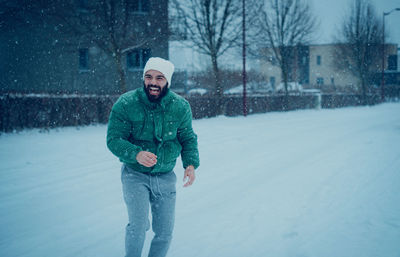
[149,86,161,95]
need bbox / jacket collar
[138,87,173,110]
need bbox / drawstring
[149,174,164,199]
[156,176,164,199]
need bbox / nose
[147,77,158,85]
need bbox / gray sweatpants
[121,164,177,257]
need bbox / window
[316,77,324,85]
[316,55,321,66]
[79,0,88,8]
[130,0,149,13]
[270,76,276,88]
[79,48,89,71]
[127,49,151,70]
[388,55,397,71]
[77,0,89,12]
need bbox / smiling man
[144,69,169,101]
[106,57,200,257]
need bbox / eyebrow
[145,74,165,79]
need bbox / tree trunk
[361,75,367,105]
[281,60,290,110]
[114,52,127,94]
[282,69,289,96]
[211,54,224,115]
[211,55,222,97]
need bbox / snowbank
[1,103,399,257]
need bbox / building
[259,43,398,92]
[0,0,169,94]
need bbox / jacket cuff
[183,159,200,170]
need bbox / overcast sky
[310,0,400,46]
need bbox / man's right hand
[136,151,158,167]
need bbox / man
[106,57,200,257]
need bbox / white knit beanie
[143,57,175,87]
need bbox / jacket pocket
[162,139,182,163]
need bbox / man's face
[144,70,168,101]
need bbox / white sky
[310,0,400,45]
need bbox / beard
[143,82,169,102]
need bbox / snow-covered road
[1,103,399,257]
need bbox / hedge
[0,93,382,132]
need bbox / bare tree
[171,0,242,101]
[1,0,159,93]
[335,0,383,103]
[252,0,317,96]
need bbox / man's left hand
[183,165,195,187]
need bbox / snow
[1,103,400,257]
[275,82,303,92]
[225,82,273,95]
[301,89,321,94]
[187,88,208,95]
[224,85,244,94]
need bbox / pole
[242,0,247,116]
[381,12,385,102]
[381,8,400,102]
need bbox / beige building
[309,44,354,88]
[259,43,398,91]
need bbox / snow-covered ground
[1,103,400,257]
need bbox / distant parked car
[275,82,303,92]
[224,85,244,95]
[187,88,208,96]
[301,88,321,94]
[224,82,274,95]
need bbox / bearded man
[106,57,200,257]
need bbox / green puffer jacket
[107,87,200,174]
